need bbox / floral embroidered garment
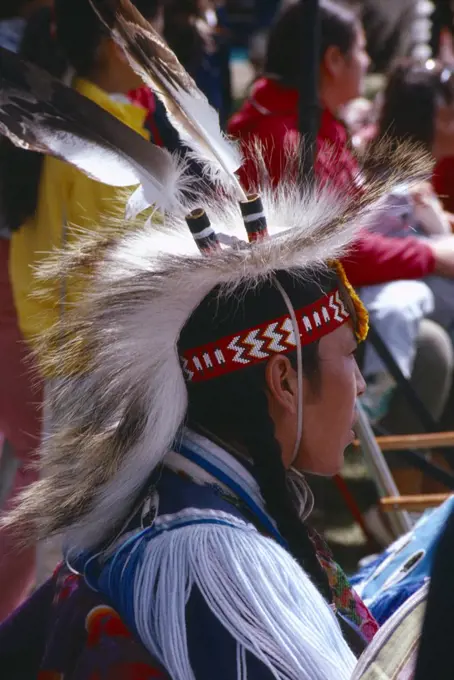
[0,566,168,679]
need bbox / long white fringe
[132,521,356,680]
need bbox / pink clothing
[0,239,43,622]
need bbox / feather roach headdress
[0,0,432,549]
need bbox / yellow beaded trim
[329,260,369,343]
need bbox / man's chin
[310,455,345,478]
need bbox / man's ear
[323,44,345,79]
[265,354,297,415]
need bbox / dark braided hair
[186,358,331,600]
[229,367,331,600]
[179,269,358,602]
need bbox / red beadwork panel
[182,288,350,382]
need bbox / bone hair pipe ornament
[240,193,269,242]
[185,208,221,254]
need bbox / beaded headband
[182,199,369,384]
[182,288,350,383]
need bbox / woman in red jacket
[229,0,454,495]
[228,0,454,288]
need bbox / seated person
[373,58,454,342]
[228,0,454,488]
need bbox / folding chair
[339,322,454,541]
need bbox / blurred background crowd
[1,0,454,625]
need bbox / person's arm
[341,232,438,287]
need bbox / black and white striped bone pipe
[185,209,221,254]
[239,193,269,242]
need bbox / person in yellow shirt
[0,0,154,622]
[6,0,153,343]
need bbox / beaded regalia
[0,1,433,678]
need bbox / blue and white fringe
[97,513,356,680]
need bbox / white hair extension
[33,186,362,551]
[6,140,434,550]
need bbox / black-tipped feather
[90,0,245,198]
[0,46,185,215]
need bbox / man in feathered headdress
[0,1,437,677]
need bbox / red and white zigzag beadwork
[181,288,350,382]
